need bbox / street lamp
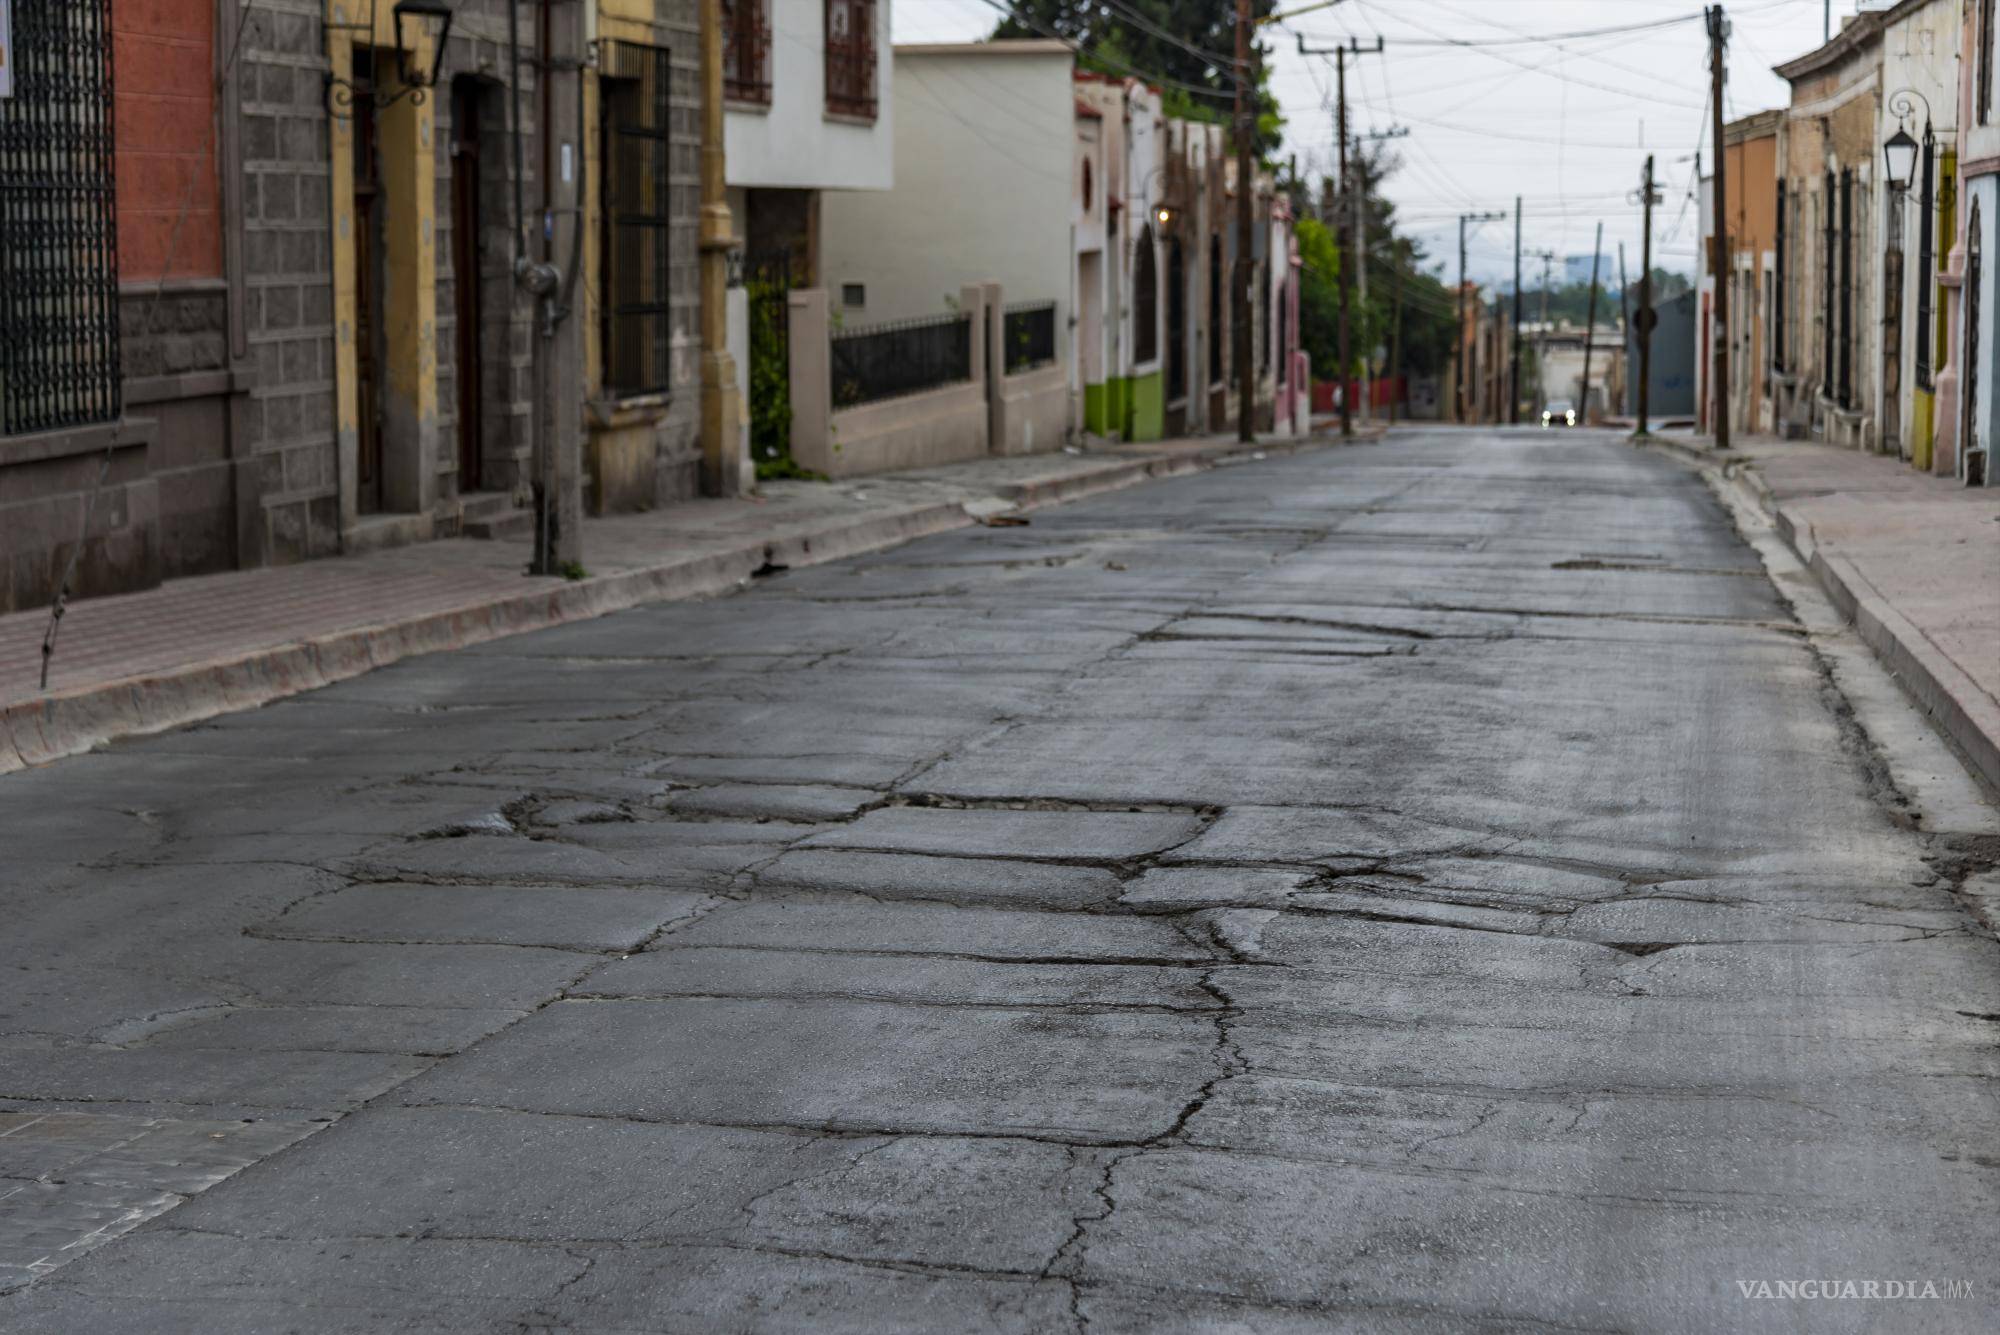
[1884,126,1919,194]
[392,0,455,92]
[324,0,456,117]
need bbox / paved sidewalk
[1,431,1356,772]
[1646,431,2000,792]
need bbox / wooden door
[351,53,384,514]
[450,81,484,493]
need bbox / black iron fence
[740,247,793,466]
[1003,301,1056,374]
[831,311,970,408]
[0,0,121,436]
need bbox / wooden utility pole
[1580,221,1603,419]
[1531,249,1555,409]
[1388,247,1403,422]
[699,0,744,495]
[1509,196,1522,423]
[1708,4,1730,449]
[1335,48,1351,437]
[1636,155,1658,436]
[1299,34,1380,435]
[1617,241,1632,415]
[1456,210,1502,422]
[1234,0,1255,442]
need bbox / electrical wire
[966,0,1238,101]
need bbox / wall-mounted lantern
[1883,126,1919,194]
[326,0,456,118]
[392,0,454,91]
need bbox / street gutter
[1638,433,2000,796]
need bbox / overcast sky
[894,0,1861,284]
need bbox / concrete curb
[1,439,1332,774]
[1656,438,2000,795]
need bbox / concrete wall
[821,44,1071,331]
[725,0,894,192]
[788,285,990,477]
[986,283,1068,456]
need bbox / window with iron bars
[1003,302,1057,374]
[600,42,672,398]
[0,0,121,437]
[825,0,876,120]
[723,0,771,106]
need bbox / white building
[821,42,1072,326]
[724,0,895,279]
[1877,0,1961,471]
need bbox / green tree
[1293,215,1340,374]
[992,0,1283,156]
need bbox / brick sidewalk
[0,432,1349,771]
[1651,431,2000,791]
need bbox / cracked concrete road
[3,427,1999,1332]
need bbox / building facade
[1951,0,2000,482]
[1774,13,1884,449]
[1697,111,1780,438]
[724,0,893,281]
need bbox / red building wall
[114,0,220,280]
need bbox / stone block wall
[238,0,340,563]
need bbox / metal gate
[0,0,120,436]
[742,247,792,467]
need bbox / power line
[967,0,1238,101]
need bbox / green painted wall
[1084,371,1165,441]
[1084,377,1128,437]
[1126,369,1165,442]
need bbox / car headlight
[1566,411,1576,425]
[1541,411,1551,423]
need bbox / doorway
[1077,249,1103,387]
[450,78,485,494]
[1965,201,1984,484]
[351,50,385,514]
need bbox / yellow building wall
[324,2,437,525]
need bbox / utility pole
[1234,0,1255,443]
[1353,126,1406,427]
[1336,49,1350,437]
[1617,241,1632,416]
[1530,249,1556,410]
[1708,3,1731,449]
[1458,217,1468,422]
[1580,221,1603,420]
[1389,253,1404,422]
[525,0,588,573]
[1456,210,1503,423]
[1299,34,1381,438]
[1635,155,1659,437]
[1509,195,1522,424]
[699,0,745,496]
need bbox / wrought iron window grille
[723,0,772,105]
[1004,301,1057,374]
[0,0,122,437]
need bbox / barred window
[723,0,771,106]
[0,0,120,436]
[1132,227,1158,365]
[1983,0,1996,126]
[600,43,671,397]
[825,0,876,120]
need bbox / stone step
[459,492,531,541]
